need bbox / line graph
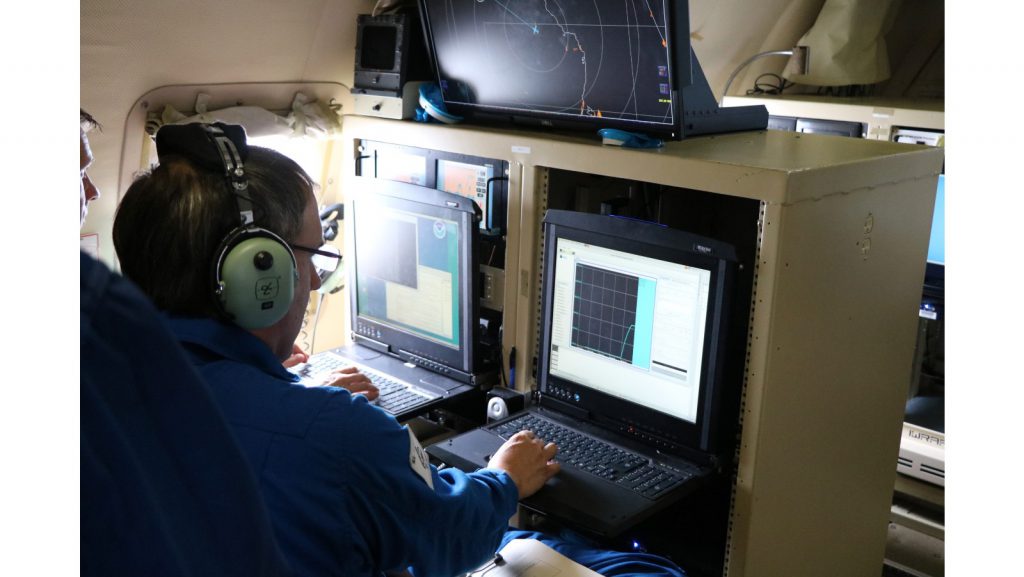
[571,263,639,363]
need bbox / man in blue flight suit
[80,110,292,576]
[112,122,686,577]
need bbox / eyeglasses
[290,243,341,277]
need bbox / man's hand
[282,343,309,368]
[326,367,379,401]
[487,430,560,499]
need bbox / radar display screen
[421,0,678,134]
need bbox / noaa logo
[433,220,447,239]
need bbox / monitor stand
[680,47,769,138]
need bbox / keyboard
[290,352,440,415]
[492,413,695,500]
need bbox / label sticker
[408,428,434,490]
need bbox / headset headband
[155,122,254,226]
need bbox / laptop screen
[539,211,737,455]
[549,238,711,424]
[349,177,480,374]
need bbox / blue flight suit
[80,253,291,577]
[500,531,686,577]
[169,316,519,577]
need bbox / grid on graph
[571,264,639,363]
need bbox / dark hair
[81,109,101,133]
[113,146,313,317]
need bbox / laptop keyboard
[290,352,440,415]
[492,413,696,500]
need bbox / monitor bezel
[417,0,692,140]
[537,210,737,456]
[348,177,481,374]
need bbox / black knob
[253,251,275,271]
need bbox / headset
[155,122,297,330]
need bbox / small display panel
[436,159,495,229]
[376,151,428,187]
[359,25,398,71]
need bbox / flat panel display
[538,210,738,453]
[349,178,480,373]
[355,207,462,349]
[549,238,711,423]
[419,0,685,137]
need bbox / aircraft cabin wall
[76,1,947,576]
[80,0,823,266]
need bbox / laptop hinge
[353,333,390,354]
[537,394,589,421]
[398,350,498,387]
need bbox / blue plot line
[619,325,635,359]
[493,0,540,34]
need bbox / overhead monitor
[348,177,482,378]
[538,210,738,453]
[417,0,767,139]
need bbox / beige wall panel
[728,174,938,576]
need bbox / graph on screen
[571,263,640,363]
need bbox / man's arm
[320,401,551,577]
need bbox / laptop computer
[428,209,739,537]
[291,177,496,421]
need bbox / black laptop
[428,210,738,536]
[291,178,495,421]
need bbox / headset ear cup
[215,227,297,330]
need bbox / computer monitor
[417,0,766,139]
[538,210,738,454]
[348,177,482,378]
[357,140,510,233]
